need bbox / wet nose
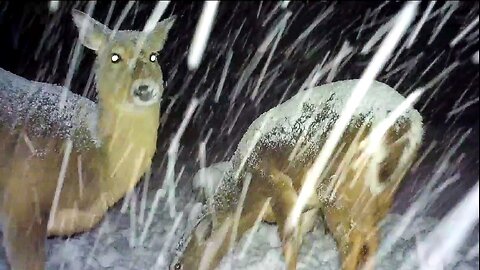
[138,85,149,92]
[134,85,153,101]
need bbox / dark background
[0,1,478,217]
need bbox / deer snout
[131,79,161,106]
[134,85,154,101]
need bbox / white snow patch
[192,161,232,201]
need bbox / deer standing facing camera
[0,9,175,270]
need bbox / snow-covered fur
[0,67,100,149]
[171,79,424,270]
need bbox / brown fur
[0,10,175,270]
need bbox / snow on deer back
[0,67,100,149]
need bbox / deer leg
[193,198,271,270]
[47,194,108,236]
[342,222,379,270]
[299,208,320,235]
[2,187,48,270]
[267,168,310,270]
[323,202,380,270]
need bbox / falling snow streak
[111,1,135,35]
[59,1,96,110]
[229,11,292,109]
[188,1,219,70]
[400,182,479,270]
[163,98,200,217]
[250,11,291,100]
[284,4,335,57]
[214,48,233,103]
[450,15,479,48]
[405,1,436,49]
[428,2,459,45]
[376,128,472,264]
[47,139,74,231]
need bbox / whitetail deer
[171,80,424,270]
[0,9,175,270]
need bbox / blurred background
[0,1,478,220]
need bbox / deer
[0,9,175,270]
[170,79,424,270]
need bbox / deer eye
[111,53,122,63]
[149,53,157,62]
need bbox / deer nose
[133,85,153,101]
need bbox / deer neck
[95,94,160,207]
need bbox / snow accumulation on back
[0,67,100,149]
[236,79,422,163]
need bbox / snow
[188,1,219,70]
[0,2,478,269]
[32,200,475,270]
[0,67,100,149]
[192,161,232,201]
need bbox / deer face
[71,9,175,109]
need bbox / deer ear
[146,15,176,51]
[72,9,110,51]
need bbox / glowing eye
[149,53,157,62]
[174,263,182,270]
[111,53,121,63]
